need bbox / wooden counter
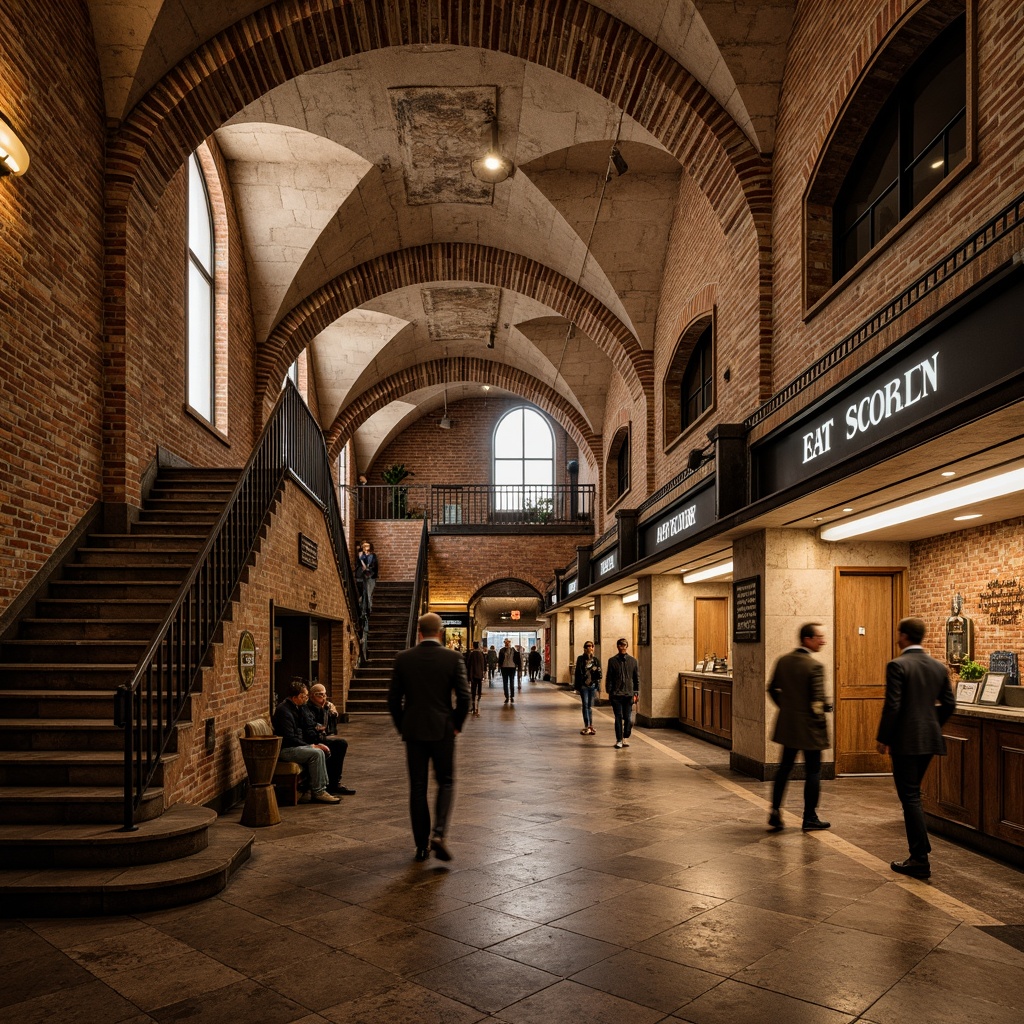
[679,672,732,748]
[922,704,1024,864]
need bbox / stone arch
[469,578,545,606]
[328,357,601,475]
[259,242,650,419]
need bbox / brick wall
[0,1,106,613]
[354,520,424,580]
[161,478,355,809]
[910,516,1024,672]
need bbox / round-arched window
[493,407,554,510]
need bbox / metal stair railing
[115,381,360,830]
[405,517,430,650]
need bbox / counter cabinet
[679,672,732,748]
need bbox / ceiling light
[842,507,854,513]
[0,114,29,177]
[683,561,733,584]
[482,385,490,391]
[471,113,514,184]
[941,471,956,477]
[622,592,639,604]
[820,466,1024,541]
[609,147,629,177]
[953,514,982,521]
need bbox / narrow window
[663,314,715,449]
[606,425,631,509]
[681,324,714,431]
[187,153,215,422]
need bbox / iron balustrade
[430,484,594,526]
[344,484,429,520]
[116,382,360,831]
[406,518,430,650]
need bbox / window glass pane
[494,409,523,458]
[838,105,898,231]
[910,31,965,156]
[522,409,553,457]
[188,263,212,419]
[523,459,553,486]
[494,460,523,486]
[188,156,213,271]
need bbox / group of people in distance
[271,677,357,804]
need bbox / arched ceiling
[87,0,795,480]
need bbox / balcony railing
[346,484,429,520]
[430,484,594,527]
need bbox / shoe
[313,790,341,804]
[430,837,452,862]
[415,847,429,862]
[615,741,623,749]
[621,740,629,747]
[588,727,595,735]
[581,729,589,734]
[801,818,830,831]
[768,809,783,831]
[298,790,312,803]
[504,698,509,704]
[891,857,930,879]
[510,698,514,705]
[335,785,356,796]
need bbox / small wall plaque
[298,533,318,570]
[638,603,651,646]
[238,630,256,691]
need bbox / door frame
[834,566,908,774]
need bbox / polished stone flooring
[3,681,1023,1023]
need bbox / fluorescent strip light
[622,592,639,604]
[682,561,733,584]
[820,467,1024,541]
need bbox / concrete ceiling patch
[422,285,501,344]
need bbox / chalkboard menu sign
[989,650,1018,685]
[733,576,761,643]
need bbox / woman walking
[574,641,601,735]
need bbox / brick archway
[261,242,650,421]
[327,357,600,474]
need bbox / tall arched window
[493,407,554,510]
[663,314,715,448]
[187,152,215,422]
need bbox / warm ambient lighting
[0,114,29,177]
[953,514,982,521]
[820,466,1024,541]
[622,592,639,604]
[682,561,733,584]
[941,470,956,477]
[472,150,513,183]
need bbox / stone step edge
[0,804,214,847]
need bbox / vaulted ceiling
[87,0,796,473]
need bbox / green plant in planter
[380,464,414,519]
[959,658,986,681]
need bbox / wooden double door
[834,568,905,774]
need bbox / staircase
[0,467,254,915]
[347,582,414,713]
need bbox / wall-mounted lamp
[622,592,639,604]
[0,114,29,177]
[472,114,513,184]
[687,442,714,472]
[682,561,733,584]
[609,147,629,178]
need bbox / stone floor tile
[421,902,538,947]
[487,924,622,976]
[499,977,665,1024]
[731,879,858,922]
[344,923,475,975]
[669,979,856,1024]
[95,950,244,1011]
[478,878,600,923]
[360,884,468,923]
[63,923,195,974]
[256,949,401,1010]
[938,921,1024,968]
[569,948,722,1013]
[298,902,408,947]
[413,948,559,1013]
[0,948,96,1009]
[148,978,307,1024]
[318,979,486,1024]
[0,978,143,1024]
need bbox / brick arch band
[326,357,601,475]
[260,242,650,419]
[468,578,545,607]
[103,0,772,505]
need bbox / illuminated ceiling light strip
[622,592,639,604]
[682,561,733,584]
[820,466,1024,541]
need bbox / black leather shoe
[430,837,453,862]
[414,847,429,862]
[890,857,930,879]
[801,818,831,831]
[768,809,783,831]
[335,786,356,796]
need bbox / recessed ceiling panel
[422,285,501,344]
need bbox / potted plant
[381,463,414,519]
[958,657,986,681]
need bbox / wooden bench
[243,717,304,806]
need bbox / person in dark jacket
[304,683,355,795]
[767,623,831,831]
[388,612,471,862]
[573,641,601,735]
[605,638,640,748]
[272,678,340,804]
[356,539,378,617]
[528,645,542,681]
[497,638,521,705]
[876,617,956,878]
[466,641,487,716]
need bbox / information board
[732,576,761,643]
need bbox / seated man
[305,683,356,795]
[272,678,340,804]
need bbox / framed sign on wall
[638,603,650,646]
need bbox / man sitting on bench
[305,683,356,796]
[272,678,340,804]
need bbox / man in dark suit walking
[876,617,955,879]
[605,637,640,749]
[767,623,831,831]
[388,612,471,862]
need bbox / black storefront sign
[754,270,1024,499]
[562,576,578,600]
[592,547,618,581]
[640,481,716,558]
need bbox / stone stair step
[0,664,139,689]
[0,750,174,788]
[34,598,170,620]
[89,533,204,550]
[0,689,126,719]
[18,618,161,641]
[1,639,150,664]
[76,547,201,566]
[0,816,252,915]
[46,580,185,601]
[144,498,229,514]
[131,519,216,535]
[0,804,212,869]
[0,784,164,825]
[0,719,141,751]
[63,563,190,582]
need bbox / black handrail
[116,382,359,830]
[406,517,429,650]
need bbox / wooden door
[835,569,904,774]
[695,597,728,665]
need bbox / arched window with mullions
[663,314,715,449]
[493,407,554,512]
[187,152,215,422]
